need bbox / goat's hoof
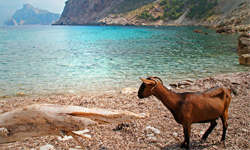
[201,138,206,142]
[180,142,189,149]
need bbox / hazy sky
[0,0,66,25]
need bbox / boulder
[238,34,250,65]
[238,34,250,56]
[193,29,202,33]
[239,54,250,65]
[215,25,236,34]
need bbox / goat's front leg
[180,124,191,149]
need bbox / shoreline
[1,71,249,101]
[0,71,246,101]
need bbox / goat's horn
[155,77,163,84]
[147,74,150,78]
[150,76,163,84]
[151,78,158,92]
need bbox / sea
[0,25,249,98]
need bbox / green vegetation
[160,0,184,20]
[138,0,218,21]
[138,10,160,21]
[187,0,218,19]
[111,0,155,14]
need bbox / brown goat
[138,76,235,149]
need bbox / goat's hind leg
[201,120,217,140]
[220,112,228,141]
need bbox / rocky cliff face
[4,4,61,26]
[54,0,124,25]
[214,0,250,34]
[54,0,249,33]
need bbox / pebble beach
[0,72,249,149]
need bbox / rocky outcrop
[214,0,250,34]
[238,34,250,65]
[4,4,60,26]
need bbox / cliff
[53,0,155,25]
[54,0,249,33]
[4,4,61,26]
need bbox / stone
[238,34,250,65]
[199,131,205,135]
[172,132,178,136]
[193,29,202,33]
[147,136,157,142]
[215,25,236,34]
[146,126,160,134]
[39,144,55,150]
[121,87,137,94]
[239,54,250,65]
[238,34,250,56]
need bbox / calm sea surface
[0,26,249,97]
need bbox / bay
[0,25,248,97]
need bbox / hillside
[4,4,61,26]
[53,0,249,33]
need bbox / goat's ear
[140,78,154,85]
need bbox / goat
[138,76,235,149]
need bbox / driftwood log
[0,104,148,148]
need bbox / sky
[0,0,66,26]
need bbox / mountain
[53,0,249,33]
[4,4,61,26]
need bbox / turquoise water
[0,26,248,97]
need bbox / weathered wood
[0,104,148,145]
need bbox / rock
[238,34,250,56]
[121,87,137,94]
[172,132,178,136]
[146,136,157,142]
[146,126,160,134]
[215,25,236,34]
[39,144,55,150]
[193,29,202,33]
[239,54,250,65]
[238,34,250,65]
[146,134,155,137]
[242,128,248,132]
[199,131,205,135]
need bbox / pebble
[121,87,137,94]
[242,128,248,132]
[147,136,157,142]
[40,144,55,150]
[199,131,205,135]
[146,126,160,134]
[173,132,178,136]
[146,134,154,137]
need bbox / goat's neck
[153,84,181,113]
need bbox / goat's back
[180,87,232,123]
